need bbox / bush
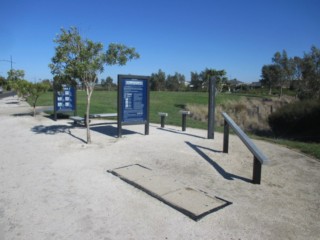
[268,100,320,141]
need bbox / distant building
[250,82,262,88]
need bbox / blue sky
[1,0,319,83]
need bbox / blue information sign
[117,75,150,137]
[55,85,76,111]
[121,79,148,123]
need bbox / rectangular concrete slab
[162,188,230,219]
[109,164,153,181]
[109,164,232,221]
[134,175,184,196]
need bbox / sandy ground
[0,96,319,240]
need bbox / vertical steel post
[182,113,187,131]
[161,115,165,128]
[252,156,262,184]
[207,77,216,139]
[223,119,229,153]
[53,90,57,121]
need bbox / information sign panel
[118,75,150,137]
[54,85,76,120]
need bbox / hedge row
[268,100,320,142]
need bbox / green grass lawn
[36,90,242,128]
[34,90,320,161]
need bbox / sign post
[117,75,150,137]
[54,85,76,121]
[207,77,216,139]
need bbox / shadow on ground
[12,112,33,117]
[186,141,252,183]
[157,127,206,139]
[90,125,142,138]
[31,125,86,143]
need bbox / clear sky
[1,0,319,83]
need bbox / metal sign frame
[117,75,150,137]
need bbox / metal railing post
[161,115,165,128]
[253,156,262,184]
[221,112,269,185]
[180,111,190,132]
[223,119,229,153]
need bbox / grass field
[35,90,243,129]
[33,90,320,160]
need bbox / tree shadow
[185,141,252,183]
[12,112,33,117]
[157,127,206,139]
[31,125,86,143]
[6,101,20,104]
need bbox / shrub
[268,100,320,141]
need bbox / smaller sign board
[118,75,150,137]
[54,85,77,120]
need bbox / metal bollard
[180,110,190,131]
[158,112,168,128]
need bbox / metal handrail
[222,112,269,184]
[222,112,269,165]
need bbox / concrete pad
[162,188,231,220]
[109,164,231,221]
[109,164,153,181]
[134,175,183,196]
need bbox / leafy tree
[166,72,185,91]
[27,81,51,116]
[49,27,139,143]
[200,68,227,92]
[9,79,30,99]
[272,50,295,97]
[189,72,202,91]
[0,76,6,87]
[9,79,50,116]
[299,46,320,100]
[261,64,282,95]
[150,69,166,91]
[7,69,25,81]
[101,76,114,91]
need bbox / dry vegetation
[186,96,295,133]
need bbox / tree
[150,69,166,91]
[299,46,320,100]
[101,76,114,91]
[166,72,185,91]
[189,72,202,91]
[261,64,282,95]
[9,79,30,100]
[49,27,139,144]
[27,81,51,116]
[9,79,50,116]
[7,69,25,81]
[200,68,227,92]
[272,50,295,97]
[0,76,6,87]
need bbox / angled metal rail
[222,112,269,184]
